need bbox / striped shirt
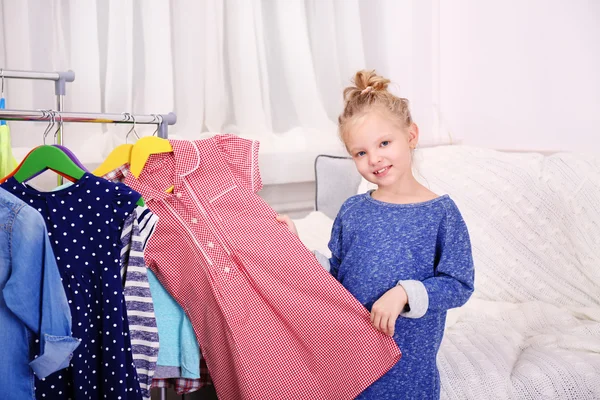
[105,166,160,400]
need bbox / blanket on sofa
[295,146,600,399]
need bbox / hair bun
[355,70,390,92]
[343,69,391,102]
[339,69,413,141]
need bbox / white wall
[439,0,600,152]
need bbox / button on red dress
[123,134,400,400]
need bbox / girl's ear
[407,123,419,149]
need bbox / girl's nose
[369,153,382,166]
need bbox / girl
[277,70,475,399]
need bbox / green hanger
[14,145,144,206]
[14,145,85,183]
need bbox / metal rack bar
[0,68,76,183]
[0,109,177,138]
[0,69,75,96]
[0,68,75,82]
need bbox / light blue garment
[1,97,6,125]
[0,187,81,399]
[329,192,474,400]
[147,269,201,379]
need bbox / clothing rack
[0,68,75,145]
[0,109,176,139]
[1,70,182,400]
[0,110,180,400]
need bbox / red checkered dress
[123,134,401,400]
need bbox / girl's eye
[356,151,366,157]
[380,141,390,147]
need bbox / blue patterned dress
[2,173,143,400]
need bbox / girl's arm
[419,201,475,314]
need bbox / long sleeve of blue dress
[421,200,474,313]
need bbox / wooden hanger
[0,146,76,184]
[54,144,89,171]
[2,112,86,184]
[12,145,85,183]
[6,145,144,206]
[92,143,145,205]
[93,112,140,177]
[129,136,174,193]
[93,144,133,177]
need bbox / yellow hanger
[129,136,175,193]
[130,136,172,177]
[93,144,133,177]
[94,113,139,177]
[91,143,145,206]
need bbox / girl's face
[344,110,418,189]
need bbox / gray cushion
[314,155,362,219]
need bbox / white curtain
[0,0,444,161]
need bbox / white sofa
[293,146,600,399]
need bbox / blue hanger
[1,68,5,125]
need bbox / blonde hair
[338,70,413,144]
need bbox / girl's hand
[276,214,299,237]
[370,286,408,336]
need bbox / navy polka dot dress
[1,173,143,400]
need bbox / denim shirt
[0,188,81,399]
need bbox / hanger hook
[151,114,163,137]
[49,111,57,143]
[121,112,131,123]
[42,110,56,145]
[122,112,131,143]
[53,110,64,144]
[41,110,48,144]
[124,112,140,143]
[150,114,157,135]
